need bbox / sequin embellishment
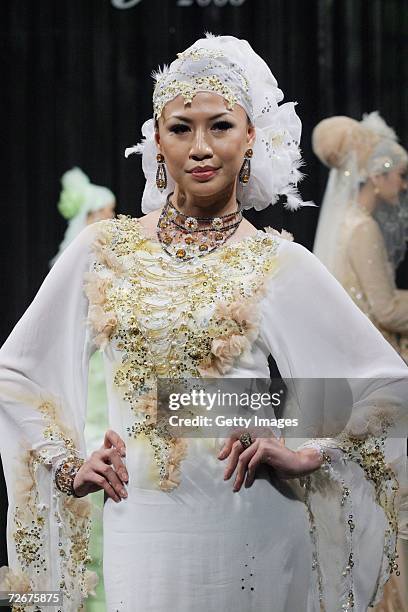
[86,216,280,490]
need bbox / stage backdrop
[1,0,408,342]
[1,0,408,569]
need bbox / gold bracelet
[54,455,85,497]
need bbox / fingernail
[121,489,127,497]
[121,449,126,457]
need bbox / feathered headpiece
[125,34,314,213]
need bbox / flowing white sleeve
[260,238,408,611]
[0,223,100,610]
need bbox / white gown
[0,216,407,612]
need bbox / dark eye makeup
[168,120,234,134]
[169,124,190,134]
[212,120,234,131]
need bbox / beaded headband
[152,47,253,121]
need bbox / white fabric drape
[259,239,408,608]
[0,224,99,610]
[0,219,406,611]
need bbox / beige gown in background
[336,205,408,360]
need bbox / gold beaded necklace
[156,193,243,261]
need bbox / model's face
[156,92,255,201]
[87,201,116,225]
[374,163,408,206]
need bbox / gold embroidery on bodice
[85,216,280,489]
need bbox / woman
[313,113,408,359]
[312,114,408,611]
[51,166,116,612]
[51,166,116,266]
[0,35,407,612]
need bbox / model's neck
[172,185,238,217]
[357,181,378,214]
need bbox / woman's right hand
[73,429,129,502]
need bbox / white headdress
[51,167,115,265]
[313,112,408,273]
[125,34,314,213]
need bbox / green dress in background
[84,351,109,611]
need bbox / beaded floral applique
[126,389,189,492]
[85,216,280,491]
[1,397,97,611]
[301,413,400,610]
[335,429,400,605]
[197,289,264,377]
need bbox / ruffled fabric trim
[84,271,118,350]
[198,289,263,377]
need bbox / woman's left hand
[217,430,323,492]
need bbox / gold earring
[374,186,380,195]
[239,149,253,185]
[156,153,167,191]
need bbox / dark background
[1,0,407,572]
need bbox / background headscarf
[50,167,115,266]
[312,112,408,273]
